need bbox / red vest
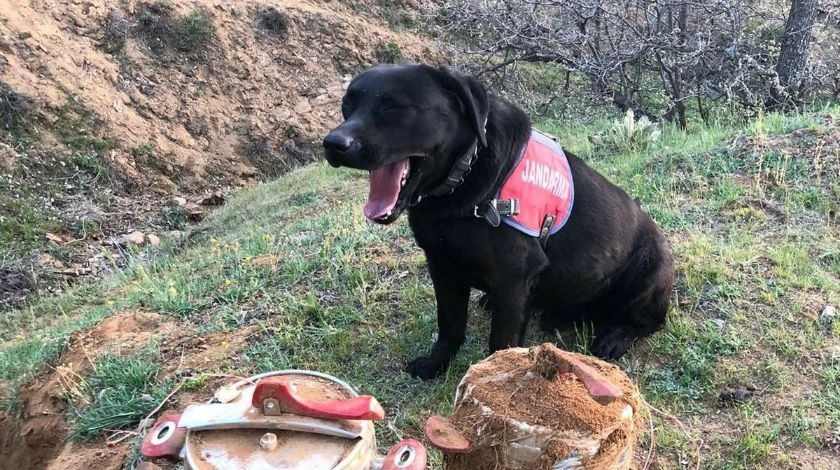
[498,130,574,237]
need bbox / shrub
[258,7,290,39]
[134,3,215,56]
[588,110,661,153]
[375,41,403,64]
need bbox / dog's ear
[435,66,489,147]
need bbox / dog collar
[411,140,479,206]
[410,119,488,206]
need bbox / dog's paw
[406,356,445,380]
[477,293,494,312]
[592,330,632,360]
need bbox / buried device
[424,344,642,470]
[140,370,426,470]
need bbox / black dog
[323,64,674,379]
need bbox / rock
[45,232,73,244]
[122,231,145,245]
[146,234,161,246]
[717,388,754,405]
[313,93,331,105]
[136,462,163,470]
[0,142,17,172]
[821,305,836,324]
[294,99,312,114]
[710,318,726,330]
[168,230,185,239]
[35,253,66,270]
[170,196,187,207]
[198,191,225,206]
[184,203,205,221]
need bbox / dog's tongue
[364,160,406,221]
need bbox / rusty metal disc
[183,372,377,470]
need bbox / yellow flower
[224,279,233,286]
[210,238,218,245]
[106,300,115,307]
[168,286,178,296]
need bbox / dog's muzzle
[323,130,363,167]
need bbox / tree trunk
[771,0,819,109]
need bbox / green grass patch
[0,304,113,413]
[1,108,838,466]
[68,348,171,440]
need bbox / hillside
[0,0,442,310]
[1,109,838,469]
[1,0,437,189]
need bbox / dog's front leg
[487,275,538,352]
[406,259,470,380]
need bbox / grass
[0,92,123,310]
[1,107,838,467]
[135,3,215,56]
[68,348,171,440]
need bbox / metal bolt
[260,432,278,451]
[263,398,281,415]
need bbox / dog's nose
[323,132,355,153]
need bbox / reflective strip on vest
[497,130,574,237]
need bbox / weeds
[135,3,215,56]
[157,205,187,230]
[0,256,35,311]
[0,82,33,145]
[1,109,838,465]
[258,7,290,39]
[375,41,403,64]
[68,348,170,440]
[241,131,296,179]
[588,109,661,153]
[131,141,156,159]
[53,100,112,153]
[100,10,130,54]
[816,357,840,428]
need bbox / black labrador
[323,64,674,379]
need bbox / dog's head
[323,64,489,224]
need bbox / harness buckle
[473,200,501,227]
[538,214,556,246]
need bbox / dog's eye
[380,105,408,116]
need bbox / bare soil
[0,0,442,309]
[0,311,259,469]
[0,0,440,191]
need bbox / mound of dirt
[0,0,442,192]
[442,345,644,470]
[0,311,259,470]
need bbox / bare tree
[438,0,838,125]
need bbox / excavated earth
[0,311,261,469]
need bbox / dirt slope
[0,0,440,192]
